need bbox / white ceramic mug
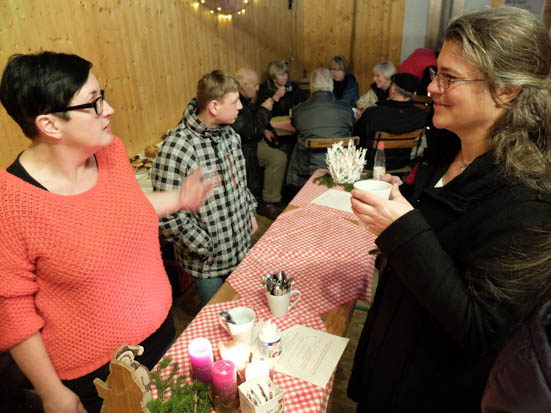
[219,306,256,346]
[266,289,301,318]
[353,179,392,199]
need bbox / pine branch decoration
[147,357,212,413]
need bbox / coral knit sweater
[0,137,172,380]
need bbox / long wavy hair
[446,8,551,329]
[445,7,551,194]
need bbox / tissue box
[238,376,284,413]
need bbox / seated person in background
[232,67,287,220]
[329,55,359,107]
[398,48,438,97]
[286,68,354,188]
[356,60,396,113]
[418,65,437,96]
[397,47,437,80]
[354,72,428,170]
[152,70,258,305]
[257,60,305,117]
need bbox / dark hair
[0,52,92,138]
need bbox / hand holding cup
[351,178,413,234]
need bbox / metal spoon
[285,277,294,292]
[265,278,273,294]
[220,311,236,324]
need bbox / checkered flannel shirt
[151,99,257,278]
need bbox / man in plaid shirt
[152,70,258,305]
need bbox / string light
[190,0,250,17]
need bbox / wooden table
[152,169,376,412]
[270,116,296,137]
[207,171,371,337]
[208,282,356,337]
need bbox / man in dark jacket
[286,68,354,188]
[232,68,287,220]
[355,72,428,169]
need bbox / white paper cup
[266,289,301,318]
[220,307,256,345]
[353,179,392,200]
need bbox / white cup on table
[266,288,301,318]
[219,307,256,346]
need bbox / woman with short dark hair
[0,52,211,413]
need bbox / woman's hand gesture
[178,167,214,212]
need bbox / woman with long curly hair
[348,7,551,412]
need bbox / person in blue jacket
[329,55,359,107]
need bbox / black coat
[482,299,551,413]
[348,143,551,412]
[257,79,305,117]
[333,74,360,107]
[354,99,428,169]
[231,94,272,201]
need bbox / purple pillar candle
[188,338,214,383]
[212,359,237,404]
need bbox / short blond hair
[196,70,239,111]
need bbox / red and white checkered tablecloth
[227,203,376,312]
[288,169,336,207]
[153,170,377,412]
[152,299,335,412]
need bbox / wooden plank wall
[352,0,405,94]
[0,0,405,167]
[297,0,405,96]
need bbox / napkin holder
[238,376,284,413]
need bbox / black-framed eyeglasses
[429,68,484,90]
[53,90,105,116]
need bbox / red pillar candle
[188,337,214,384]
[212,359,237,404]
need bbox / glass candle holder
[188,337,214,384]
